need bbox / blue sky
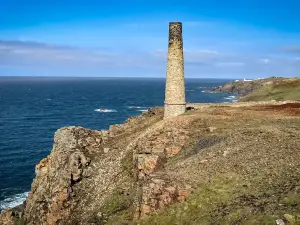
[1,0,300,78]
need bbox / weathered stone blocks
[164,22,186,119]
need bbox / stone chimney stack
[164,22,186,119]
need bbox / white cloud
[0,39,120,67]
[1,38,300,78]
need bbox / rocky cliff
[2,102,300,225]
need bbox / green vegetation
[103,187,135,225]
[86,151,137,225]
[89,187,135,225]
[14,217,25,225]
[137,107,300,225]
[100,152,137,225]
[121,150,135,178]
[139,172,300,225]
[242,79,300,102]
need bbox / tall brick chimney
[164,22,186,119]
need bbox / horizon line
[0,75,238,80]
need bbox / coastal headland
[1,78,300,225]
[208,77,300,102]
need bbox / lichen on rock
[24,126,103,225]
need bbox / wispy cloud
[1,18,300,78]
[0,40,120,68]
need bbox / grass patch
[89,187,136,225]
[121,150,135,178]
[242,79,300,102]
[14,217,25,225]
[87,151,136,225]
[138,174,246,225]
[137,172,300,225]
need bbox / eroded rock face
[134,119,190,177]
[136,155,163,176]
[0,209,14,225]
[0,204,25,225]
[24,126,102,225]
[3,103,300,224]
[0,108,164,225]
[1,107,193,224]
[132,117,193,218]
[137,174,190,218]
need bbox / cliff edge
[209,77,300,102]
[2,102,300,224]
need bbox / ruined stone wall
[164,22,186,118]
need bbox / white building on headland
[235,78,252,82]
[235,78,264,82]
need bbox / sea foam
[94,109,117,113]
[0,192,29,211]
[127,106,147,109]
[223,96,237,102]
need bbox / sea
[0,77,237,211]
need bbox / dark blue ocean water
[0,77,235,210]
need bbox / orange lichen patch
[177,189,188,201]
[139,180,190,218]
[165,146,181,158]
[137,155,161,175]
[35,157,48,170]
[59,188,70,202]
[46,189,71,225]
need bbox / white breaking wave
[224,96,236,100]
[128,106,147,109]
[0,192,29,211]
[224,96,237,102]
[94,109,117,113]
[138,109,148,112]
